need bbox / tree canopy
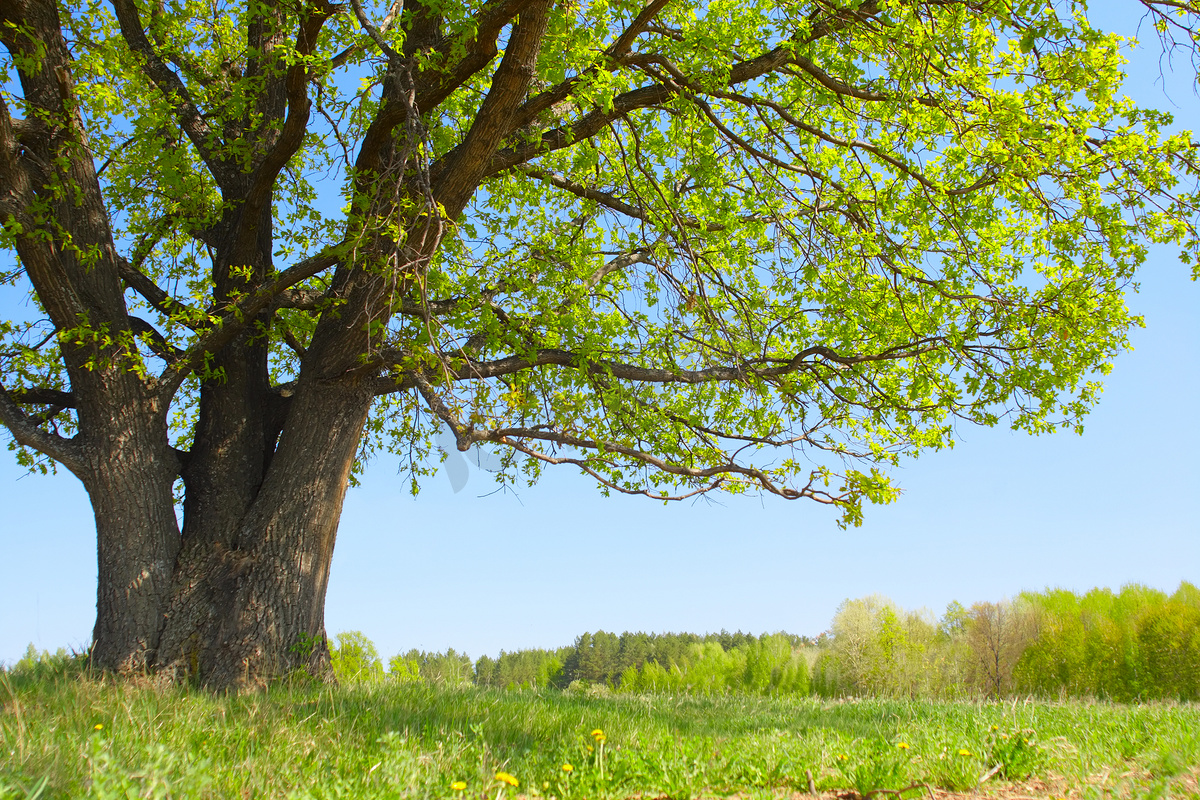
[1,0,1198,687]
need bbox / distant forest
[318,582,1200,701]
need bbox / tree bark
[83,388,181,671]
[170,379,373,689]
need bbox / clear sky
[1,5,1197,666]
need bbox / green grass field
[2,665,1198,799]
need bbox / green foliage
[387,648,474,687]
[1014,582,1200,701]
[6,0,1200,527]
[474,648,567,690]
[550,630,811,697]
[329,631,384,685]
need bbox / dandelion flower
[561,764,574,773]
[990,725,999,731]
[837,754,848,762]
[958,749,973,757]
[590,729,604,739]
[495,772,519,787]
[451,782,467,791]
[93,723,104,731]
[587,745,593,753]
[897,742,910,750]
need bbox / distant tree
[388,651,422,683]
[329,631,383,684]
[828,595,893,694]
[965,600,1033,698]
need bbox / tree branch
[485,0,888,176]
[118,257,205,331]
[7,386,76,407]
[431,0,554,217]
[109,0,237,188]
[157,245,341,398]
[0,384,85,476]
[128,315,185,361]
[241,2,335,220]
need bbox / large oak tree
[1,0,1197,689]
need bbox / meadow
[2,660,1198,800]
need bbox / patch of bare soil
[694,764,1200,800]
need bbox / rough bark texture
[83,390,181,671]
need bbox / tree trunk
[155,377,373,689]
[80,383,181,672]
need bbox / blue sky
[1,6,1198,666]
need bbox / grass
[1,663,1198,799]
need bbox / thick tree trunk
[156,377,373,689]
[80,384,181,672]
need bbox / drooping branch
[0,384,85,476]
[416,341,945,386]
[476,425,841,502]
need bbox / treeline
[332,629,814,695]
[327,582,1200,701]
[812,583,1200,701]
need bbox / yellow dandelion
[561,764,574,773]
[591,728,604,738]
[451,781,467,791]
[958,749,973,757]
[897,742,910,750]
[495,772,519,787]
[93,723,104,731]
[586,745,593,753]
[837,754,848,762]
[990,725,999,731]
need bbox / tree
[1,0,1197,690]
[965,599,1034,698]
[329,629,384,683]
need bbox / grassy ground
[2,664,1198,799]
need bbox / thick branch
[241,3,334,221]
[370,338,943,395]
[486,0,887,175]
[109,0,236,188]
[158,245,341,398]
[444,341,940,384]
[431,0,554,217]
[8,386,76,407]
[413,0,539,111]
[0,385,85,476]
